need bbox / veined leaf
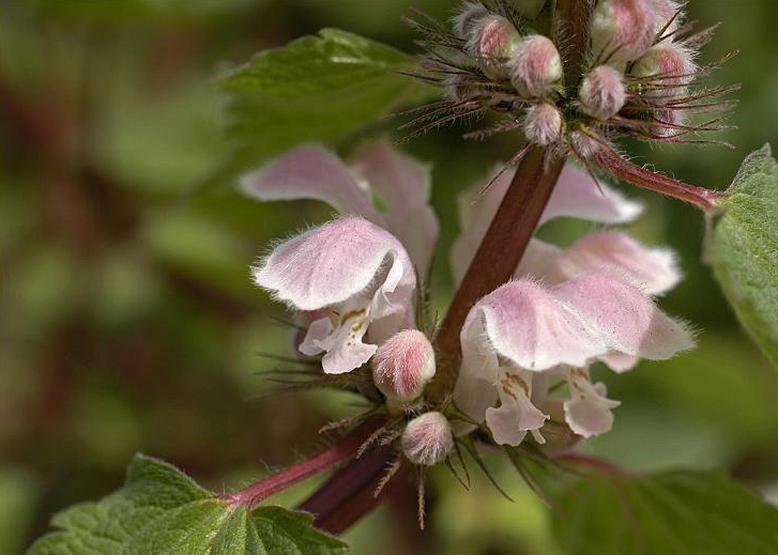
[213,28,433,190]
[552,470,778,554]
[707,144,778,370]
[29,454,349,555]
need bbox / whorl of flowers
[236,0,733,524]
[406,0,737,169]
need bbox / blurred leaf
[214,28,433,189]
[95,80,228,196]
[631,335,778,448]
[29,454,349,554]
[552,471,778,554]
[708,145,778,369]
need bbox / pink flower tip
[578,65,627,120]
[524,102,563,146]
[508,35,563,97]
[401,412,454,466]
[372,329,436,402]
[469,15,523,80]
[590,0,657,65]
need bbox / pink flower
[372,329,436,402]
[451,162,644,286]
[253,216,416,374]
[402,412,454,466]
[453,274,694,445]
[240,142,439,276]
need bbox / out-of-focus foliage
[551,471,778,555]
[708,146,778,369]
[1,0,778,553]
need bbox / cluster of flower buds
[408,0,734,164]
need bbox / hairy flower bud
[589,0,657,65]
[453,1,490,40]
[401,412,454,466]
[468,15,522,80]
[372,329,435,402]
[652,0,683,35]
[524,102,563,146]
[578,65,626,120]
[508,35,563,97]
[632,43,696,92]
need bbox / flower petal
[239,145,380,221]
[541,164,644,225]
[549,231,681,295]
[485,371,549,446]
[454,309,500,426]
[563,370,620,438]
[552,273,695,361]
[351,142,438,274]
[451,162,643,285]
[472,280,608,371]
[514,239,563,280]
[254,216,415,312]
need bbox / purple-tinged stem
[224,419,382,511]
[430,147,566,400]
[594,145,723,211]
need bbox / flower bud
[453,1,490,40]
[524,102,562,146]
[632,43,696,93]
[652,0,683,35]
[468,15,522,80]
[401,412,454,466]
[589,0,657,65]
[578,65,626,120]
[508,35,563,97]
[372,329,435,402]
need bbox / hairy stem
[224,419,381,510]
[594,145,722,211]
[429,148,566,400]
[554,0,594,85]
[298,444,406,533]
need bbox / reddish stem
[430,148,566,399]
[224,420,381,510]
[594,145,722,211]
[298,442,405,532]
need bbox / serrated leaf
[551,470,778,554]
[707,144,778,369]
[29,454,349,555]
[212,28,433,190]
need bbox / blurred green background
[1,1,777,553]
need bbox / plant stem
[553,0,594,85]
[429,148,566,400]
[224,419,381,511]
[298,442,405,532]
[594,145,722,211]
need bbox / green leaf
[707,144,778,369]
[29,454,349,555]
[213,28,432,189]
[552,470,778,555]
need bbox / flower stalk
[224,419,382,511]
[431,147,566,401]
